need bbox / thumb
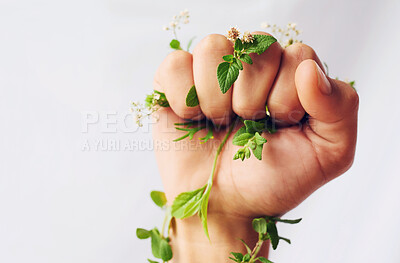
[295,59,359,175]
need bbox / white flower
[242,31,254,43]
[226,27,240,42]
[153,93,160,100]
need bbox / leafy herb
[136,228,151,239]
[217,35,277,93]
[150,191,167,208]
[171,122,236,238]
[173,123,206,142]
[185,85,199,107]
[173,120,214,143]
[232,118,275,161]
[229,216,301,262]
[170,39,182,50]
[137,192,173,262]
[145,90,170,108]
[171,186,206,218]
[217,61,241,94]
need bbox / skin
[152,32,359,262]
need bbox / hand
[152,32,359,262]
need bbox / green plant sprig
[232,118,276,161]
[171,121,236,238]
[173,120,214,143]
[229,216,302,263]
[217,34,277,94]
[137,191,173,263]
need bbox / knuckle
[285,42,317,62]
[251,31,272,36]
[163,50,192,71]
[268,99,305,123]
[233,103,265,120]
[348,89,360,112]
[194,34,232,53]
[329,143,356,175]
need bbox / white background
[1,0,400,262]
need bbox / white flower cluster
[163,9,190,32]
[226,27,254,43]
[261,22,302,48]
[130,91,162,127]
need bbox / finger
[267,43,325,124]
[193,34,234,126]
[153,50,204,120]
[232,31,282,119]
[295,59,359,175]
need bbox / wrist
[169,213,269,263]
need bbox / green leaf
[239,53,253,64]
[257,256,274,263]
[349,80,356,90]
[159,239,173,261]
[239,239,252,254]
[244,120,265,134]
[150,229,162,258]
[170,39,181,50]
[245,147,251,159]
[147,259,158,263]
[254,132,267,145]
[150,191,167,208]
[272,217,302,224]
[233,126,247,140]
[199,126,214,143]
[223,54,234,62]
[199,185,211,239]
[230,252,244,261]
[232,132,253,146]
[252,217,267,234]
[245,35,277,55]
[173,125,206,142]
[233,58,243,70]
[185,85,199,107]
[267,222,279,250]
[234,38,243,51]
[174,121,194,127]
[252,143,264,160]
[243,255,251,262]
[260,233,269,241]
[187,36,196,52]
[279,236,291,244]
[217,61,240,94]
[171,186,205,219]
[136,228,151,239]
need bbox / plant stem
[161,206,172,239]
[207,122,236,185]
[249,239,265,262]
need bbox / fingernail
[316,62,332,95]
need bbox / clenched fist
[152,32,359,262]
